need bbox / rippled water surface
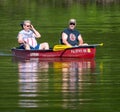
[0,0,120,112]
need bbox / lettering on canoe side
[87,49,91,53]
[30,53,39,57]
[71,48,91,53]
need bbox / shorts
[30,44,40,50]
[18,44,40,50]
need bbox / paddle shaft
[53,43,103,51]
[88,43,103,47]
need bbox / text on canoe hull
[71,48,91,53]
[29,49,92,57]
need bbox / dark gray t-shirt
[62,28,80,46]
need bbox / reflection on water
[18,58,39,108]
[13,57,97,109]
[16,58,49,108]
[53,59,96,109]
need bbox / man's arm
[62,32,72,47]
[30,25,41,38]
[78,34,83,46]
[17,34,24,44]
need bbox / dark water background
[0,0,120,112]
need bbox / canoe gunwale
[11,45,96,52]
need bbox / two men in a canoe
[17,19,87,50]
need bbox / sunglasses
[69,23,75,25]
[24,24,31,27]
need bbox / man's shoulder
[63,28,68,31]
[73,29,80,34]
[19,30,25,34]
[19,30,32,34]
[62,28,70,33]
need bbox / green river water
[0,0,120,112]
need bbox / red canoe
[11,45,96,59]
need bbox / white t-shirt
[18,30,37,48]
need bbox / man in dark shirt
[61,19,87,46]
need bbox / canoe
[11,45,96,59]
[11,45,97,59]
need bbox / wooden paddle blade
[53,45,72,51]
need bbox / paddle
[88,43,103,47]
[53,45,72,51]
[53,43,103,51]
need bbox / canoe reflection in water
[13,57,96,109]
[53,59,96,109]
[14,58,49,108]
